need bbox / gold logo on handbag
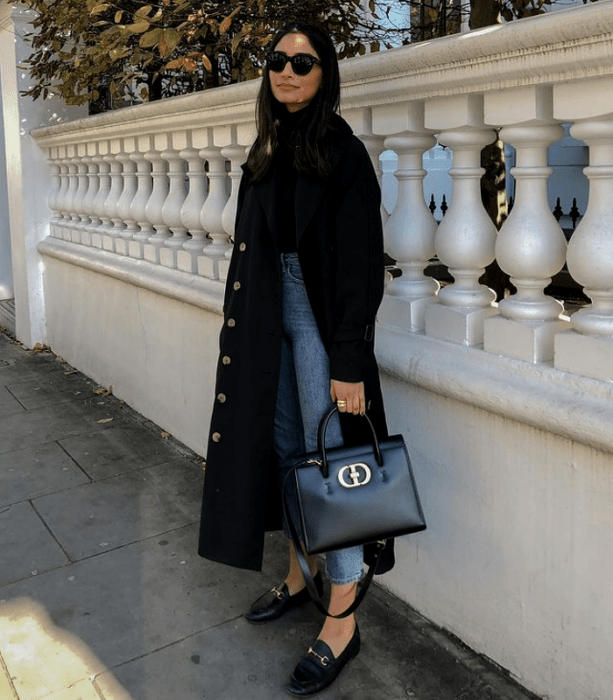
[338,463,372,488]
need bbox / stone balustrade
[33,3,613,385]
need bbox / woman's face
[269,33,323,113]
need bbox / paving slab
[0,525,267,673]
[32,460,203,561]
[0,404,96,456]
[0,334,28,362]
[0,502,69,587]
[0,385,25,418]
[4,372,94,410]
[99,611,415,700]
[0,441,91,507]
[58,425,183,481]
[0,598,104,699]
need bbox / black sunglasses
[266,51,321,76]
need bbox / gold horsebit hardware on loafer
[271,586,285,600]
[307,647,330,667]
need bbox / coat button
[222,355,231,365]
[217,393,227,403]
[233,281,241,291]
[212,432,222,443]
[239,243,247,252]
[227,318,236,328]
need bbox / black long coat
[198,115,393,573]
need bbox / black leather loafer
[286,625,360,696]
[244,572,323,624]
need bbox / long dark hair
[246,21,341,181]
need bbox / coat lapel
[244,163,281,249]
[246,137,346,249]
[294,141,344,246]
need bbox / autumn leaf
[125,19,151,35]
[140,28,163,48]
[201,53,213,72]
[135,5,153,18]
[90,3,110,15]
[159,27,181,57]
[219,7,240,34]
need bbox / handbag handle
[318,407,383,478]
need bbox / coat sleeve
[328,139,385,383]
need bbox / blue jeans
[274,253,364,585]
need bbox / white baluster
[47,148,63,238]
[100,152,124,252]
[72,154,90,243]
[92,149,112,249]
[346,107,387,220]
[218,140,246,280]
[380,132,439,331]
[198,145,230,279]
[80,152,100,247]
[54,151,72,238]
[483,124,569,362]
[555,119,613,382]
[114,149,139,255]
[425,127,498,345]
[128,147,154,259]
[63,155,79,241]
[143,149,171,264]
[159,149,188,269]
[178,146,208,274]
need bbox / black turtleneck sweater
[274,107,310,253]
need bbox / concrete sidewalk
[0,331,538,700]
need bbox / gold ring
[337,400,347,406]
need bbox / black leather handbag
[282,407,426,617]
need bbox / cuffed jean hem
[325,565,365,586]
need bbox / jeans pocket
[285,257,305,283]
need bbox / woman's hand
[330,379,365,416]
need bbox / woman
[198,21,392,695]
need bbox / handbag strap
[282,477,386,618]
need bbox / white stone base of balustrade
[483,315,570,363]
[554,330,613,382]
[425,303,499,346]
[101,235,116,253]
[378,294,439,332]
[197,255,222,280]
[144,244,162,264]
[91,233,103,249]
[70,230,81,245]
[218,260,230,282]
[114,239,131,256]
[128,241,145,259]
[81,230,92,247]
[61,228,73,242]
[160,248,178,269]
[177,250,198,274]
